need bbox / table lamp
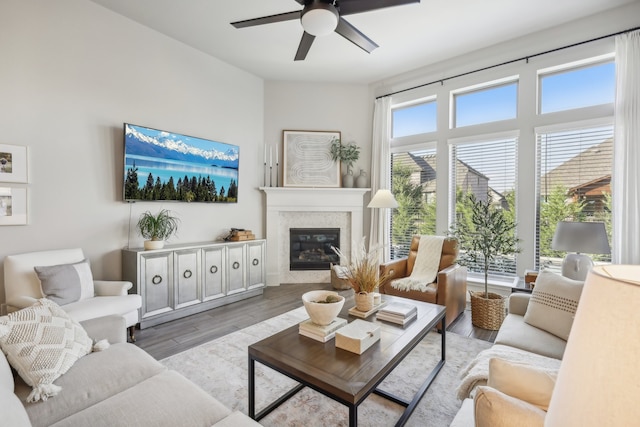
[551,221,610,281]
[546,265,640,425]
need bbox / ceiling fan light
[301,3,339,37]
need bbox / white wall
[263,81,373,233]
[0,0,265,307]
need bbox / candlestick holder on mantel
[264,144,280,187]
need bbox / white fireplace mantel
[260,187,370,286]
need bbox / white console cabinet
[122,240,266,328]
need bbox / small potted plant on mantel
[137,209,180,250]
[330,138,360,188]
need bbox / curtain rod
[376,25,640,100]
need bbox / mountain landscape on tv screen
[125,124,239,169]
[124,124,239,203]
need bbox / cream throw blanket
[390,235,445,292]
[455,344,562,400]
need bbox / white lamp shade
[300,4,338,36]
[367,189,398,209]
[551,221,611,254]
[546,265,640,426]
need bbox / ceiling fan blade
[231,10,301,29]
[338,0,420,16]
[295,32,316,61]
[335,18,378,53]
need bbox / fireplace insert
[290,228,340,271]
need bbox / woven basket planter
[470,291,506,331]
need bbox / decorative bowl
[302,290,345,326]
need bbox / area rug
[161,307,491,427]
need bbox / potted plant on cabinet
[330,138,360,187]
[137,209,180,250]
[451,193,521,330]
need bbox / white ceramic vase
[342,171,354,188]
[354,292,374,312]
[144,240,165,250]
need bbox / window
[536,126,613,271]
[539,61,615,114]
[453,81,518,128]
[390,147,437,259]
[392,100,437,138]
[450,137,518,277]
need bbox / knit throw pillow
[524,269,584,340]
[0,298,93,402]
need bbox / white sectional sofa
[1,314,260,427]
[449,267,586,427]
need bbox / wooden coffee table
[248,295,446,426]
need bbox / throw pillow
[0,298,93,402]
[474,386,546,427]
[35,259,95,305]
[487,357,557,410]
[524,269,583,340]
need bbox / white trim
[537,53,615,76]
[448,130,520,146]
[534,116,614,134]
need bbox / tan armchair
[379,236,467,328]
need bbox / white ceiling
[88,0,636,84]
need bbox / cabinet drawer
[247,241,265,289]
[203,247,225,300]
[140,252,173,318]
[227,245,245,294]
[174,249,200,309]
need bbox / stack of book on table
[298,317,347,342]
[376,302,417,325]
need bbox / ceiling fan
[231,0,420,61]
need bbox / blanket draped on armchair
[391,235,445,292]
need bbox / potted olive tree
[137,209,180,250]
[330,138,360,187]
[451,193,521,330]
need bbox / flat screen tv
[123,123,239,203]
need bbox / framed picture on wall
[0,144,28,183]
[0,187,27,225]
[283,130,341,188]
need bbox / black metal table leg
[248,356,255,419]
[349,404,357,427]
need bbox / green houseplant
[137,209,180,250]
[451,193,521,330]
[330,138,360,187]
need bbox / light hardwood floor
[135,283,496,360]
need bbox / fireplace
[290,228,340,271]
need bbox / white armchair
[4,248,141,341]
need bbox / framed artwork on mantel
[283,130,341,188]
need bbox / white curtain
[369,96,392,260]
[613,30,640,264]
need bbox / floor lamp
[546,265,640,425]
[367,189,398,298]
[367,189,398,209]
[551,221,610,281]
